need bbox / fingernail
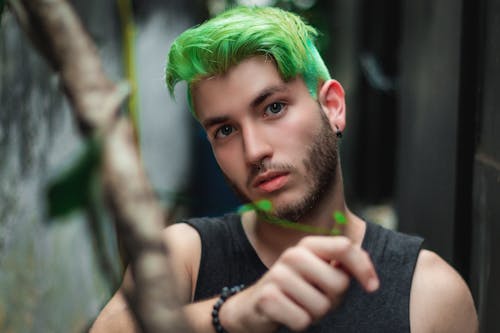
[367,277,379,292]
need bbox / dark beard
[275,110,338,221]
[223,109,339,222]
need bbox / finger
[279,246,351,303]
[255,283,312,332]
[298,236,379,292]
[269,263,335,321]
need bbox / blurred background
[0,0,498,331]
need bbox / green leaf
[333,211,347,224]
[0,0,5,18]
[255,199,272,212]
[236,201,346,235]
[46,136,103,220]
[237,199,273,214]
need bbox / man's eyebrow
[202,115,229,129]
[250,85,289,109]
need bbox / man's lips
[253,172,289,193]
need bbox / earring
[335,126,343,138]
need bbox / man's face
[192,56,339,221]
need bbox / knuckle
[290,313,312,332]
[255,284,280,312]
[335,237,352,256]
[313,297,332,319]
[280,247,305,264]
[267,263,289,284]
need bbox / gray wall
[396,0,499,331]
[396,0,463,263]
[469,0,500,330]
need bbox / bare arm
[410,250,479,333]
[90,223,200,332]
[91,226,379,333]
[89,290,138,333]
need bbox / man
[92,6,478,332]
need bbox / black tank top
[183,214,423,332]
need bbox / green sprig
[236,201,347,236]
[333,211,347,224]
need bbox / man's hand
[219,235,379,333]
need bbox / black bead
[211,285,245,333]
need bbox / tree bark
[8,0,191,331]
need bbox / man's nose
[242,125,272,167]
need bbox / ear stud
[335,126,343,138]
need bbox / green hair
[165,6,331,115]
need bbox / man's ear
[318,79,346,133]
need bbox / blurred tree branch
[7,0,191,331]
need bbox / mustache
[246,161,295,188]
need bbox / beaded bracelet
[211,284,245,333]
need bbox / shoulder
[162,215,239,302]
[163,214,237,250]
[163,222,202,253]
[410,249,478,333]
[362,222,423,264]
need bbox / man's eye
[265,102,285,115]
[215,124,234,138]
